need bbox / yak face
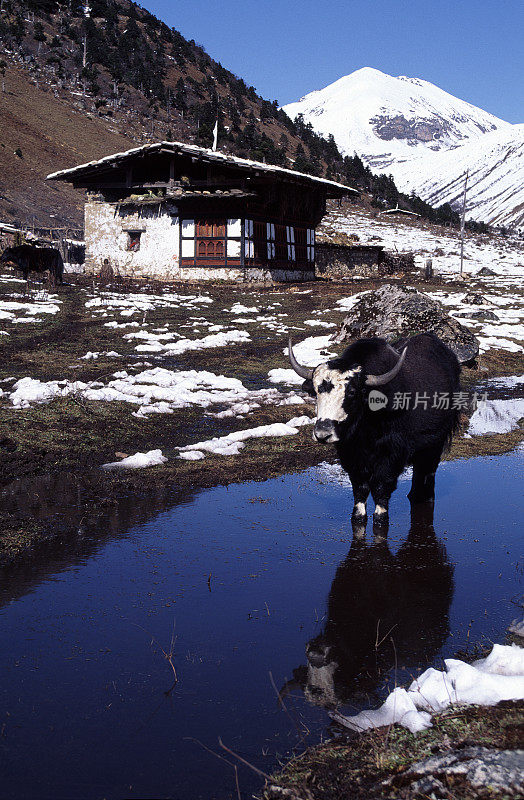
[305,363,364,443]
[304,638,338,707]
[288,335,408,445]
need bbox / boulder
[335,284,479,365]
[463,291,486,304]
[477,266,498,276]
[469,310,499,321]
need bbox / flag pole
[212,116,218,152]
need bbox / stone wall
[84,200,181,280]
[315,242,384,279]
[84,199,315,283]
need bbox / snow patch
[332,644,524,734]
[102,449,167,470]
[178,415,313,458]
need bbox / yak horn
[288,335,314,380]
[365,346,407,387]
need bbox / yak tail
[443,405,462,453]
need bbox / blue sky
[144,0,523,123]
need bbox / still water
[0,452,522,799]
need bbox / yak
[0,244,64,285]
[288,332,460,521]
[281,506,454,708]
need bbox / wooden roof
[46,141,358,198]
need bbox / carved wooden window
[197,221,226,238]
[192,219,227,266]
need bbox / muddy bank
[262,701,524,800]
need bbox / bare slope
[0,63,134,227]
[0,0,345,227]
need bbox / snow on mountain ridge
[283,67,510,167]
[283,68,522,228]
[393,124,524,228]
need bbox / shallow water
[0,452,522,800]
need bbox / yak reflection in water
[286,504,454,708]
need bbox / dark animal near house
[281,506,454,707]
[288,332,460,520]
[0,245,64,285]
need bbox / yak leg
[370,475,398,522]
[350,480,370,521]
[408,446,443,504]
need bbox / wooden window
[252,221,267,263]
[191,219,227,266]
[244,219,254,260]
[307,228,315,262]
[294,226,307,263]
[197,221,226,238]
[286,226,296,261]
[275,224,287,262]
[266,222,276,260]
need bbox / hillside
[0,60,135,228]
[392,124,524,229]
[283,67,523,229]
[0,1,465,231]
[0,0,344,227]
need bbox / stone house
[47,141,356,282]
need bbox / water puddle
[0,452,522,799]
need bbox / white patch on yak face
[313,364,360,424]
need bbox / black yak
[288,333,460,521]
[1,244,64,285]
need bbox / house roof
[46,140,358,197]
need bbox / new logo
[368,390,388,411]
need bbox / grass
[262,701,524,800]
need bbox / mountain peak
[283,69,522,228]
[283,68,510,166]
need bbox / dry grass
[262,702,524,800]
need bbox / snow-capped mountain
[283,67,511,170]
[392,124,524,228]
[283,68,523,228]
